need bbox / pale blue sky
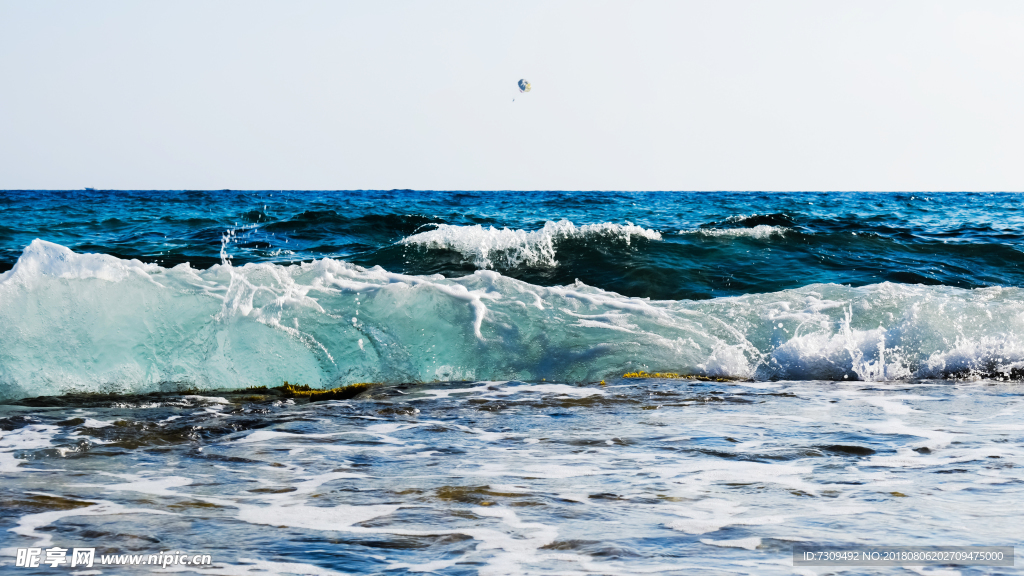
[1,1,1022,190]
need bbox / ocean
[0,190,1021,574]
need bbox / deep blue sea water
[0,191,1021,575]
[3,191,1024,300]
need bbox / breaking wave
[680,225,790,239]
[2,240,1024,400]
[399,220,662,269]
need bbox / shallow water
[1,379,1021,575]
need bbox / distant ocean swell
[3,239,1024,401]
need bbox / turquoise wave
[3,240,1023,400]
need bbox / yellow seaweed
[622,371,737,382]
[279,381,375,402]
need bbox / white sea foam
[0,425,60,472]
[72,475,194,496]
[236,503,403,531]
[679,225,789,239]
[78,418,115,428]
[9,496,175,547]
[399,220,662,269]
[664,499,789,534]
[4,240,1024,399]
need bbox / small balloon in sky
[518,79,532,93]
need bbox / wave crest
[399,220,662,269]
[680,225,789,239]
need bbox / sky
[1,1,1023,191]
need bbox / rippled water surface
[2,379,1022,575]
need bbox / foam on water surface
[0,425,60,472]
[1,379,1019,574]
[679,225,790,239]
